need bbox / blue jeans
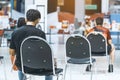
[18,70,53,80]
[18,70,26,80]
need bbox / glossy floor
[0,35,120,80]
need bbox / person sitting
[87,17,115,72]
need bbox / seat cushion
[67,58,96,64]
[24,67,63,76]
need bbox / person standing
[9,9,53,80]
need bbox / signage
[85,5,97,10]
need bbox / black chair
[0,56,3,63]
[65,35,95,80]
[0,55,6,80]
[20,36,63,80]
[87,32,113,72]
[0,31,4,62]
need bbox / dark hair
[26,9,41,21]
[95,17,103,25]
[17,17,26,28]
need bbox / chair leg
[63,64,67,80]
[56,74,60,80]
[0,59,2,64]
[69,64,72,80]
[0,56,4,64]
[23,74,27,80]
[57,72,65,80]
[90,63,94,80]
[90,69,93,80]
[65,64,72,80]
[86,64,92,71]
[23,74,31,80]
[2,58,7,80]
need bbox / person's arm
[9,48,18,71]
[9,48,16,64]
[108,39,112,45]
[107,29,112,45]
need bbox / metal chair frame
[65,35,95,80]
[20,36,64,80]
[86,32,111,72]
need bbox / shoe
[86,64,92,72]
[108,64,113,72]
[0,56,3,59]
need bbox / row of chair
[65,32,111,80]
[19,32,111,80]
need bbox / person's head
[17,17,26,28]
[26,9,41,25]
[95,17,103,26]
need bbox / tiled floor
[0,35,120,80]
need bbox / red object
[0,30,4,36]
[58,29,70,34]
[49,26,56,29]
[58,12,74,24]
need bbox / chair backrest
[87,32,107,55]
[66,35,91,59]
[20,36,55,74]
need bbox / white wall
[75,0,85,22]
[25,0,109,31]
[102,0,109,13]
[35,0,48,33]
[35,0,47,4]
[75,0,109,22]
[25,0,48,33]
[25,0,34,13]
